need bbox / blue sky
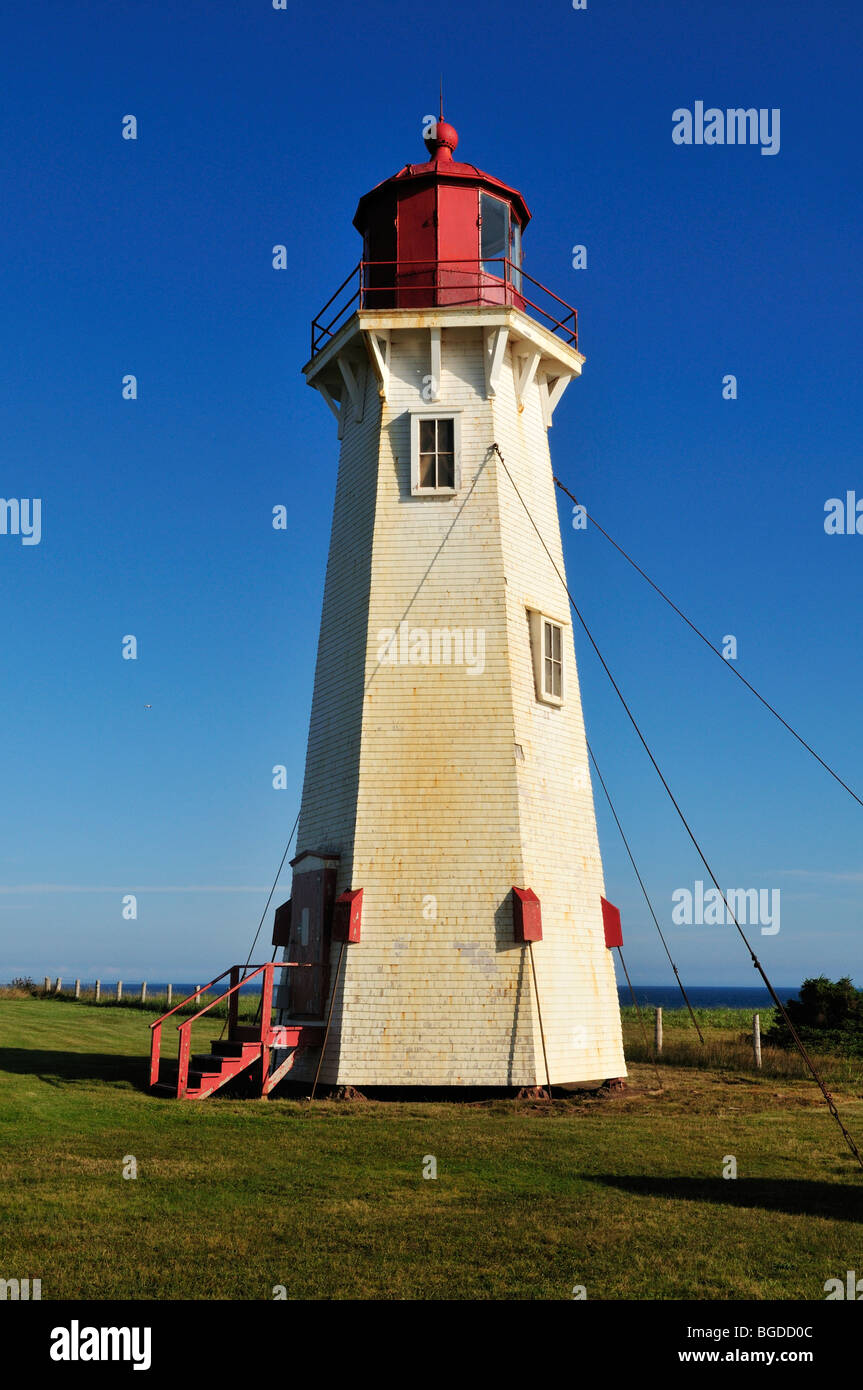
[1,0,861,987]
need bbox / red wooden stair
[149,962,322,1099]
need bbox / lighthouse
[273,116,627,1089]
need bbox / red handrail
[148,968,237,1088]
[176,961,306,1029]
[148,968,236,1031]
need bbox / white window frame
[527,608,566,706]
[410,410,462,496]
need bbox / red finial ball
[424,119,459,161]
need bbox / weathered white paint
[281,306,626,1086]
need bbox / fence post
[43,976,51,994]
[54,977,62,994]
[140,982,147,1003]
[94,979,101,1001]
[655,1007,663,1055]
[116,981,123,1002]
[753,1013,762,1069]
[74,979,81,999]
[166,983,172,1007]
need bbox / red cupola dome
[423,118,459,160]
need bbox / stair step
[152,1079,207,1099]
[152,1050,260,1098]
[188,1068,225,1087]
[191,1054,228,1072]
[210,1040,261,1058]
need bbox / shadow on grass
[0,1047,147,1089]
[589,1175,863,1221]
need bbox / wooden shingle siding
[284,318,626,1086]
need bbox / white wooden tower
[273,117,627,1089]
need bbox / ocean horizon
[618,985,799,1010]
[7,979,801,1011]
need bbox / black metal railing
[310,259,578,357]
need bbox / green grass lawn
[1,998,862,1300]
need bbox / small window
[480,192,510,280]
[528,609,566,705]
[420,417,454,489]
[410,413,461,495]
[543,620,562,700]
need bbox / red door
[437,184,480,306]
[396,183,437,309]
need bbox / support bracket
[317,382,345,439]
[513,347,541,410]
[540,372,573,428]
[428,325,441,401]
[337,356,366,423]
[484,325,509,398]
[363,330,391,402]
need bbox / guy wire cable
[493,443,863,1171]
[586,737,705,1044]
[219,805,301,1041]
[553,474,863,812]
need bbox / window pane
[545,657,553,693]
[481,193,509,276]
[544,622,553,660]
[510,220,522,292]
[552,625,561,661]
[419,419,436,453]
[437,453,454,489]
[552,662,561,698]
[437,418,454,452]
[420,454,436,488]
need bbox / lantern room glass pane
[480,193,509,279]
[510,219,522,292]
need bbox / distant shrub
[767,975,863,1054]
[0,977,39,999]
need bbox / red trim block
[272,898,292,947]
[512,887,542,942]
[601,896,623,949]
[333,888,363,943]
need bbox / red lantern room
[309,115,578,369]
[353,118,531,312]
